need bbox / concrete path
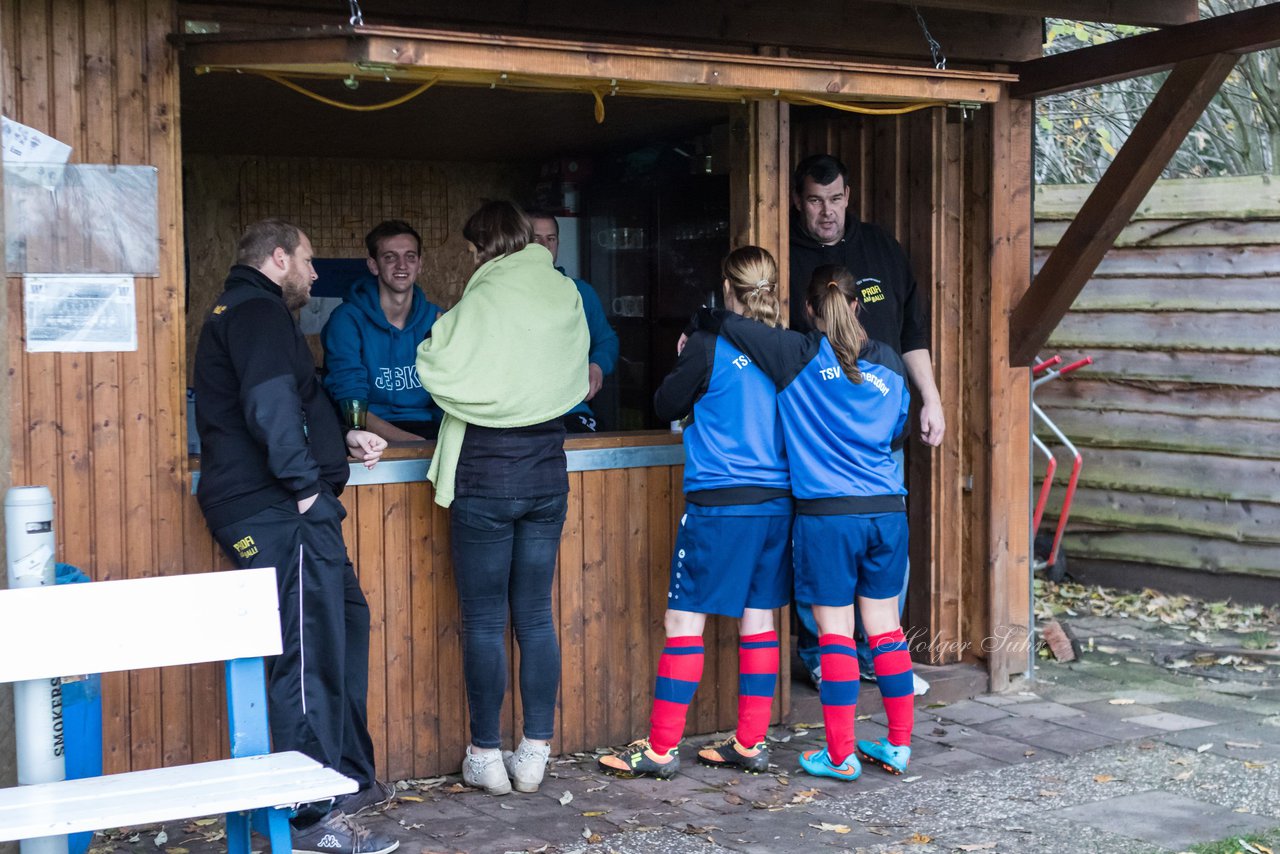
[91,608,1280,854]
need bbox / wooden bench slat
[0,568,282,683]
[0,753,355,841]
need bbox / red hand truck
[1031,354,1092,582]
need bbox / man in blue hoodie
[528,210,619,432]
[322,220,444,441]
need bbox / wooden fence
[1034,175,1280,585]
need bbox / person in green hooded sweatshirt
[415,200,589,798]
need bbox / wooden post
[987,93,1034,691]
[729,94,791,720]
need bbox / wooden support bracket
[1007,52,1238,367]
[1011,3,1280,99]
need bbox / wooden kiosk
[5,0,1240,781]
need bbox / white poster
[24,274,138,352]
[2,116,72,164]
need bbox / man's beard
[281,273,310,311]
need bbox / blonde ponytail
[807,265,867,383]
[722,245,782,327]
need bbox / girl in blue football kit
[599,246,791,779]
[703,264,917,780]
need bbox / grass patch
[1186,828,1280,854]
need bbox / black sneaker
[697,736,770,773]
[334,780,396,817]
[596,739,681,779]
[292,809,399,854]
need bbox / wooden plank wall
[789,108,976,668]
[1034,175,1280,582]
[2,0,187,773]
[179,464,763,780]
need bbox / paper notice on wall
[24,274,138,352]
[2,116,72,164]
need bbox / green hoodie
[415,243,590,506]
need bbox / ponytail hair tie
[827,280,840,290]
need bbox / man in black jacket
[194,219,398,853]
[788,155,945,695]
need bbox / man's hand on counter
[346,429,388,469]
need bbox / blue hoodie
[321,274,443,424]
[564,275,619,419]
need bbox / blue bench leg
[226,811,252,854]
[261,806,293,853]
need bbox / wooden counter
[185,431,789,780]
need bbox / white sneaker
[913,672,930,696]
[462,746,511,795]
[502,738,551,793]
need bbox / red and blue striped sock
[818,633,860,765]
[648,635,705,754]
[735,631,779,748]
[869,627,914,746]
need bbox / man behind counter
[527,209,620,432]
[322,219,445,441]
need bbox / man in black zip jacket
[194,219,399,853]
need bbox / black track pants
[210,491,376,790]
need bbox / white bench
[0,567,357,851]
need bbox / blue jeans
[450,493,568,748]
[797,448,908,677]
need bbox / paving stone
[1070,699,1163,720]
[911,746,1009,775]
[931,699,1013,725]
[1153,699,1266,725]
[1006,700,1088,720]
[1051,712,1162,742]
[1050,790,1277,850]
[1122,711,1216,731]
[949,732,1065,765]
[1158,721,1280,760]
[973,691,1041,707]
[1015,724,1118,756]
[974,713,1059,740]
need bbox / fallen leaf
[1093,774,1115,783]
[1245,761,1271,770]
[1108,698,1136,705]
[909,832,933,844]
[1227,741,1262,749]
[956,844,998,852]
[792,722,825,729]
[560,790,575,806]
[586,783,609,792]
[1173,770,1193,781]
[902,775,922,782]
[499,803,514,810]
[193,820,217,828]
[153,831,168,847]
[166,849,188,854]
[808,823,851,834]
[1039,790,1060,797]
[724,792,744,805]
[1196,743,1213,753]
[398,795,423,802]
